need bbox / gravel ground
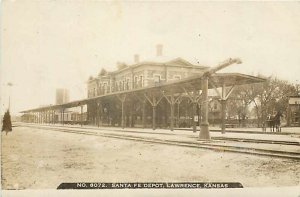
[1,126,300,189]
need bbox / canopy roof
[21,72,265,113]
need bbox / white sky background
[1,1,300,115]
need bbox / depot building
[21,45,265,140]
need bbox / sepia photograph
[1,1,300,196]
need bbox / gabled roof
[166,57,207,69]
[90,57,208,80]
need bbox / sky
[1,1,300,115]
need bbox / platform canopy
[21,72,265,113]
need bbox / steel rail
[21,124,300,160]
[16,123,299,146]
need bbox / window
[174,75,181,80]
[126,79,130,90]
[139,76,143,87]
[103,83,107,94]
[213,102,218,110]
[154,75,161,83]
[134,76,138,88]
[119,81,122,91]
[115,82,118,91]
[97,86,100,95]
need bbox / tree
[272,79,297,112]
[116,62,128,70]
[255,76,297,129]
[228,75,298,128]
[228,84,257,127]
[2,110,12,134]
[99,68,107,76]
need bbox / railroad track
[17,123,300,146]
[177,128,300,136]
[20,124,300,160]
[209,137,299,146]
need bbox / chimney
[156,44,163,57]
[134,54,140,63]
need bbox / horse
[267,114,275,132]
[273,111,283,132]
[268,112,282,132]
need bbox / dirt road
[1,126,300,189]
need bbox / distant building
[21,113,35,123]
[287,95,300,126]
[208,97,222,125]
[56,89,69,105]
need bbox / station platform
[15,122,300,159]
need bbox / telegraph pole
[7,82,13,111]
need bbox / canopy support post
[199,77,210,140]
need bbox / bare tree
[99,68,108,76]
[116,62,128,70]
[228,84,257,127]
[227,75,298,129]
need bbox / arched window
[126,78,130,90]
[115,82,118,91]
[139,76,143,87]
[134,76,138,88]
[213,102,218,110]
[103,83,107,94]
[119,81,122,91]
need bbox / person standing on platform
[2,110,12,135]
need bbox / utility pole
[7,82,13,111]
